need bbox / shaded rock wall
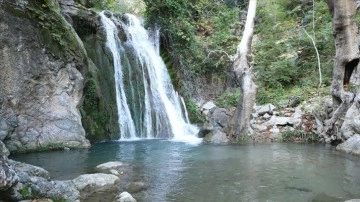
[60,4,120,140]
[0,0,90,151]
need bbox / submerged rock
[126,181,147,193]
[95,161,132,177]
[336,135,360,155]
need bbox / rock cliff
[0,0,120,152]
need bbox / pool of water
[11,141,360,202]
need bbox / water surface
[11,141,360,202]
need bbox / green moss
[24,0,86,66]
[81,71,110,140]
[19,185,33,199]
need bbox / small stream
[11,141,360,201]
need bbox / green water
[11,141,360,202]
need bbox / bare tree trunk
[320,0,360,142]
[227,0,257,141]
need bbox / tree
[319,0,360,143]
[227,0,257,141]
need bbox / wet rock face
[0,0,90,151]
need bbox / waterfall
[100,12,200,144]
[100,12,137,139]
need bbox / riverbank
[198,95,360,155]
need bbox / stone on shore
[336,135,360,155]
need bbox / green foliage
[144,0,244,78]
[281,129,318,142]
[185,99,205,124]
[215,90,240,108]
[254,0,334,104]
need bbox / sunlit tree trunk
[320,0,360,142]
[227,0,257,141]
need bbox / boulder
[115,192,137,202]
[204,129,229,144]
[2,159,79,201]
[201,101,216,115]
[288,96,300,107]
[251,124,268,132]
[336,135,360,155]
[262,113,271,119]
[9,160,49,180]
[29,180,80,202]
[203,107,232,130]
[256,104,276,116]
[72,173,120,198]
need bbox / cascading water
[100,12,137,139]
[100,12,200,144]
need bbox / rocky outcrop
[0,0,91,152]
[60,3,120,141]
[1,158,80,201]
[198,101,232,143]
[1,158,127,201]
[336,135,360,155]
[341,94,360,140]
[0,141,17,192]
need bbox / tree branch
[303,28,322,91]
